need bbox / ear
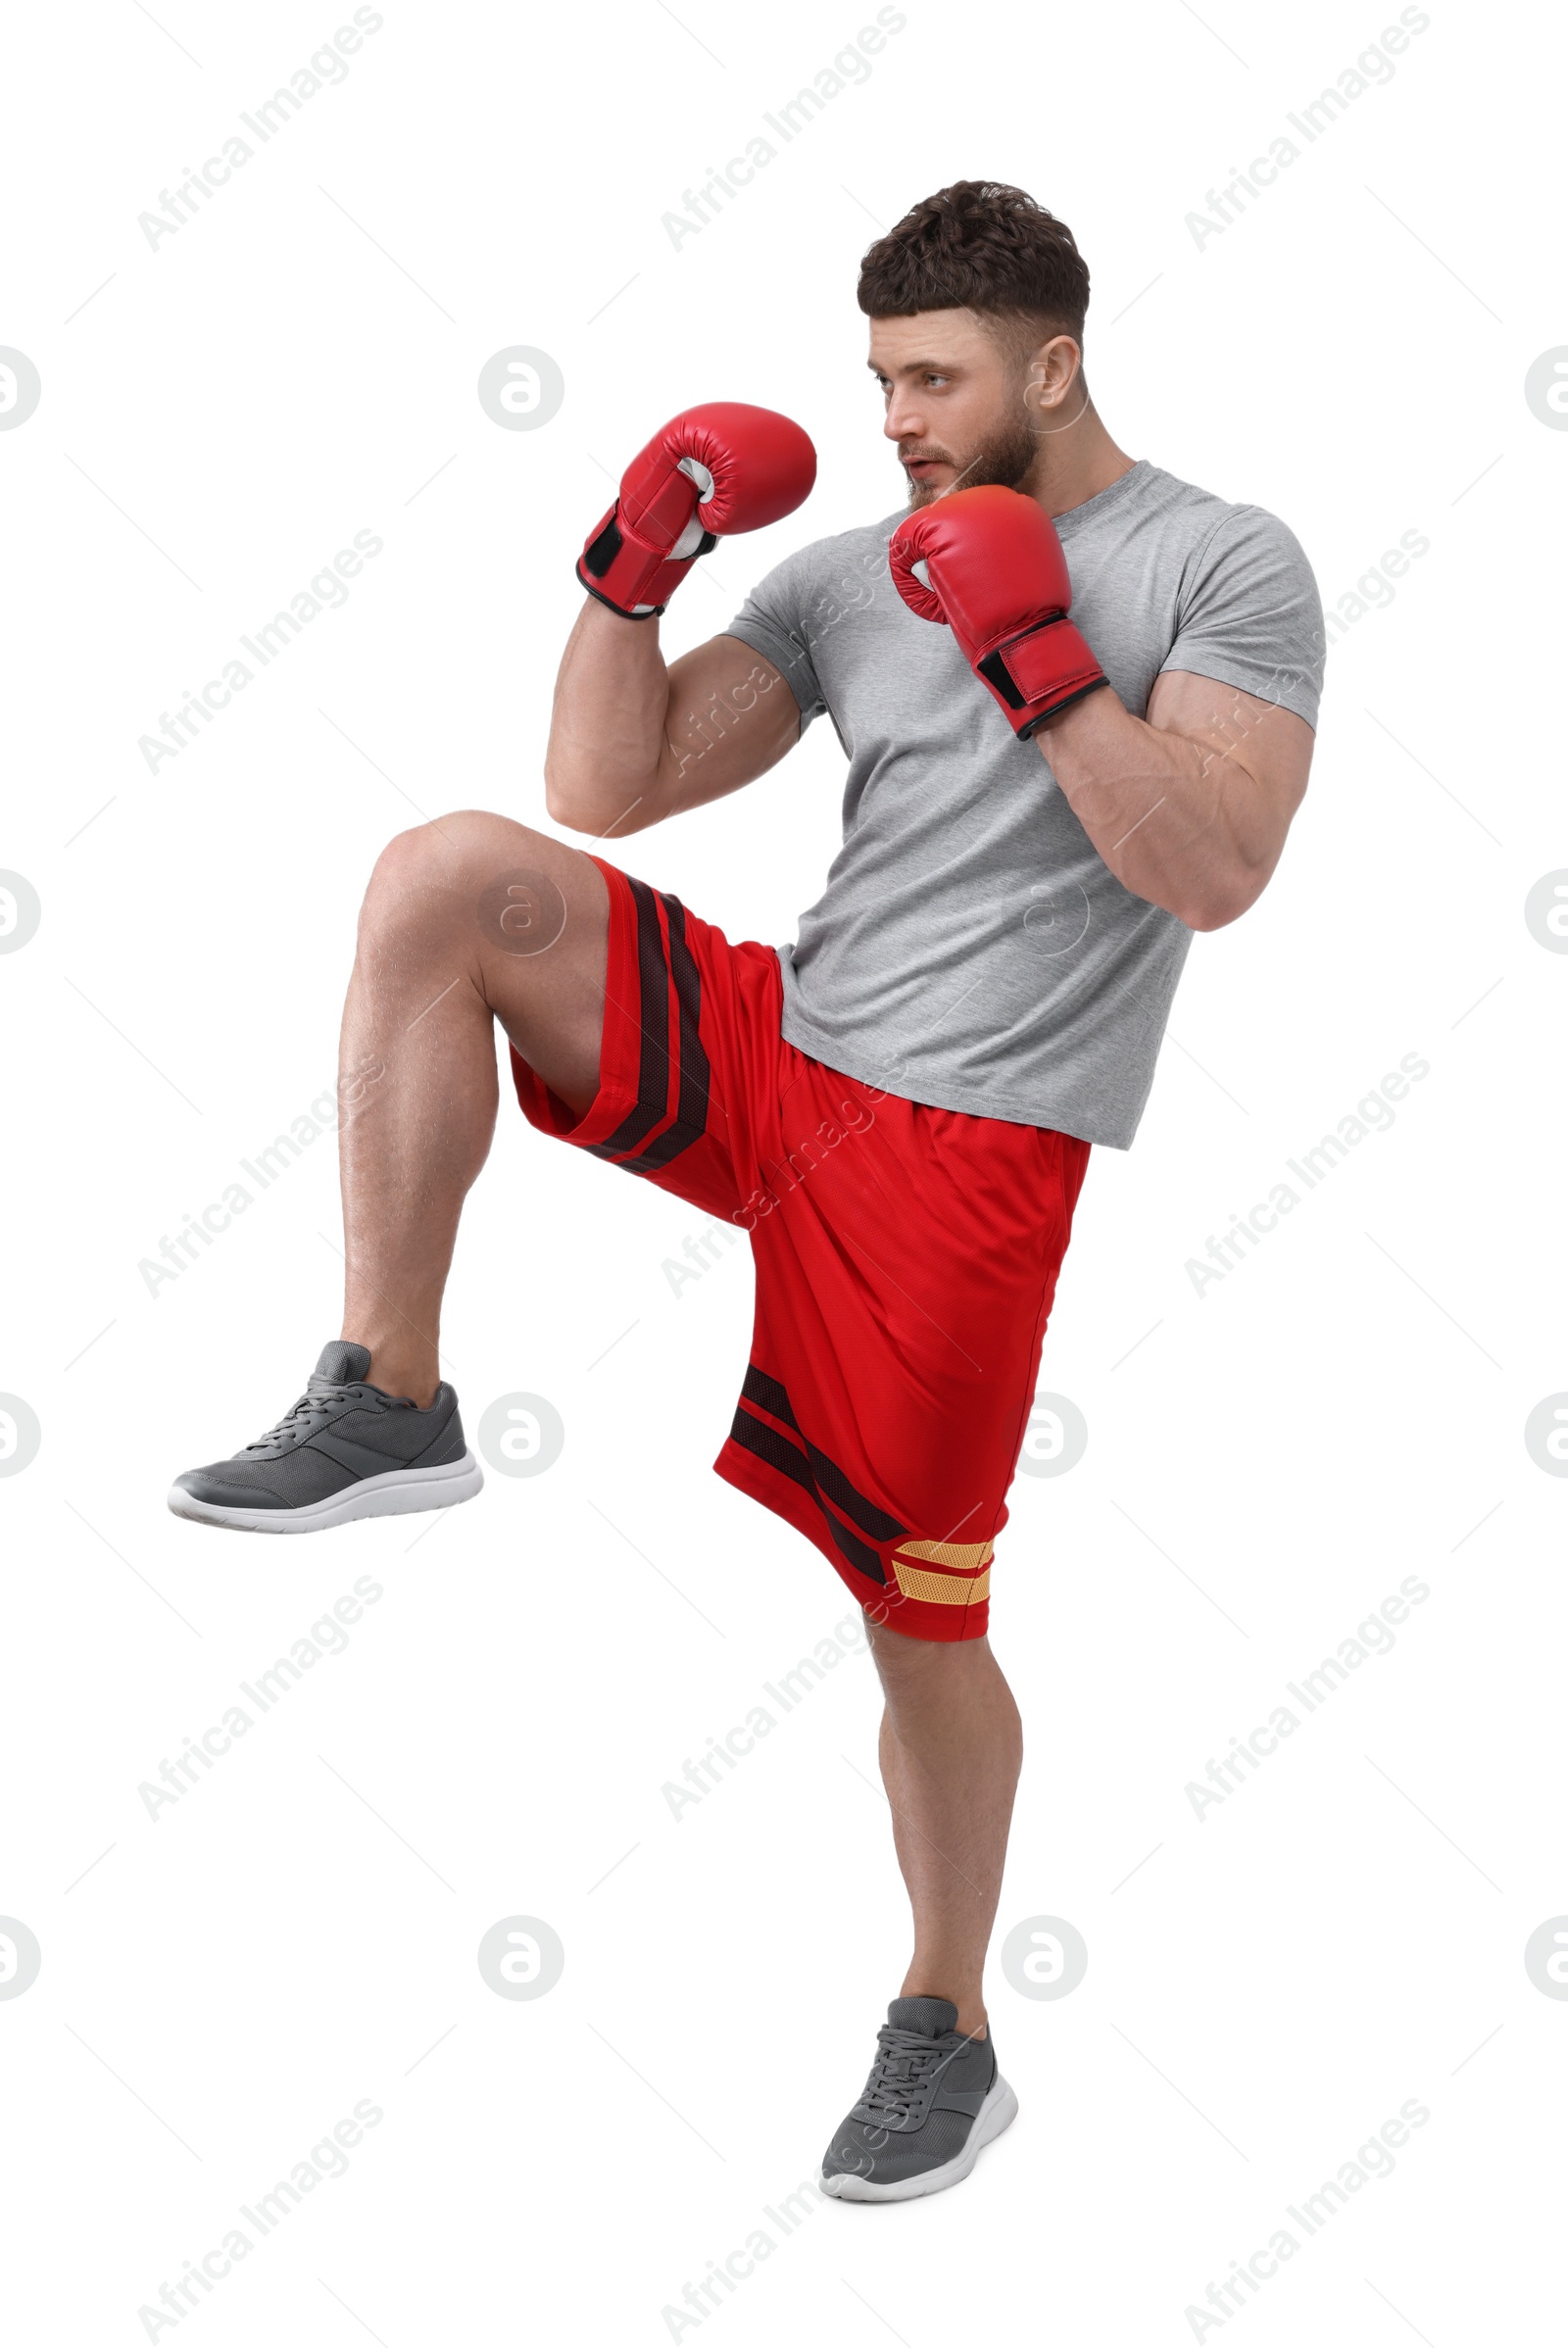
[1024,335,1083,413]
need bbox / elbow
[1171,855,1276,933]
[542,760,650,838]
[542,759,592,834]
[1182,898,1246,934]
[1170,876,1259,933]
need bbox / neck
[1020,401,1135,519]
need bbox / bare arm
[1035,667,1314,931]
[543,598,801,840]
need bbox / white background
[2,0,1565,2340]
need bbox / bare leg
[866,1621,1024,2039]
[337,812,611,1405]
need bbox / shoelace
[856,2027,954,2126]
[243,1373,383,1453]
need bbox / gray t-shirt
[725,459,1324,1149]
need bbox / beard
[903,410,1040,508]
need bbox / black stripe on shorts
[727,1406,890,1587]
[635,893,710,1173]
[739,1366,906,1547]
[586,880,709,1177]
[586,876,673,1167]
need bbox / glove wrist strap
[975,614,1108,736]
[576,503,717,617]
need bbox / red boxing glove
[578,403,816,619]
[889,486,1107,737]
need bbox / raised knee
[366,811,547,906]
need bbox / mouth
[903,456,949,483]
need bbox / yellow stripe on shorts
[891,1546,994,1607]
[893,1539,995,1570]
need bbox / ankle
[346,1336,439,1409]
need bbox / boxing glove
[889,486,1107,737]
[577,403,816,618]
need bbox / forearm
[544,598,671,838]
[546,400,814,836]
[1038,688,1290,931]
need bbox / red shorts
[510,857,1089,1642]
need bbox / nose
[884,391,924,446]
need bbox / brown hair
[857,180,1090,354]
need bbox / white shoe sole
[167,1451,484,1534]
[818,2074,1019,2202]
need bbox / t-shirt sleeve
[1159,505,1325,729]
[723,546,827,734]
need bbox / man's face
[869,310,1046,508]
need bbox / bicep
[653,634,801,819]
[1148,667,1314,814]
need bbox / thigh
[723,1079,1091,1639]
[507,856,787,1223]
[417,810,611,1116]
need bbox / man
[169,181,1323,2201]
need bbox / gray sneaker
[819,1997,1018,2202]
[168,1341,482,1534]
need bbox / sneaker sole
[167,1451,484,1534]
[818,2074,1019,2203]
